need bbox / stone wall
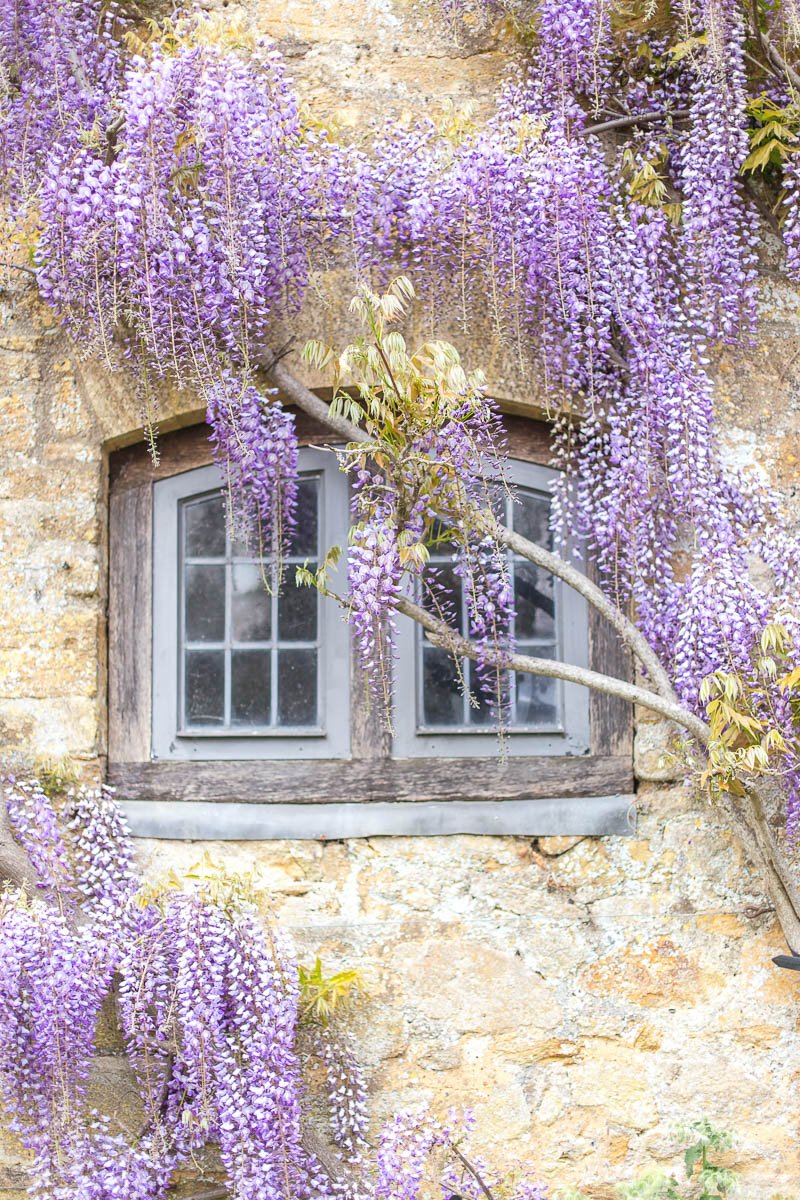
[1,0,800,1195]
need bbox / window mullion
[270,562,279,728]
[224,537,232,728]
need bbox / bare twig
[0,260,38,279]
[742,176,783,237]
[578,107,691,137]
[747,0,800,93]
[176,1188,227,1200]
[448,1143,498,1200]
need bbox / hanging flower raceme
[206,375,299,565]
[673,0,757,343]
[0,0,122,209]
[31,18,329,411]
[0,781,141,1198]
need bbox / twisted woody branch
[260,351,800,953]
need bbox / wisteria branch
[747,0,800,93]
[393,595,710,743]
[261,354,678,700]
[578,107,691,137]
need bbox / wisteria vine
[0,781,546,1199]
[2,2,800,794]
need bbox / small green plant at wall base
[678,1120,737,1198]
[617,1172,679,1199]
[613,1122,738,1200]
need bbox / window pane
[278,649,317,725]
[184,494,226,557]
[232,564,271,642]
[422,647,463,726]
[279,578,317,642]
[288,478,319,557]
[515,645,559,725]
[421,566,462,628]
[514,563,555,639]
[467,663,506,726]
[185,650,224,726]
[185,565,225,642]
[513,490,551,548]
[231,651,271,726]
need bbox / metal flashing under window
[121,795,636,840]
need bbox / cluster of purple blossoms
[207,376,299,564]
[1,785,551,1199]
[4,0,800,813]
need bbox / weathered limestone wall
[1,1,800,1195]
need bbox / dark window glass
[231,564,271,642]
[179,478,322,732]
[288,478,319,557]
[278,649,317,725]
[417,483,561,731]
[279,577,317,641]
[185,565,225,642]
[231,651,271,726]
[185,651,225,726]
[184,494,226,557]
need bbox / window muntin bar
[178,476,322,734]
[416,484,562,734]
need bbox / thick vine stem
[724,786,800,953]
[394,595,710,742]
[578,107,691,137]
[263,354,679,700]
[259,350,371,446]
[492,524,679,703]
[0,797,42,895]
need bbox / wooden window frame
[151,451,351,760]
[107,411,635,839]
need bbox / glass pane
[514,563,555,639]
[279,578,317,642]
[467,661,506,726]
[288,478,319,557]
[278,649,317,725]
[231,650,271,726]
[513,490,551,549]
[232,564,271,642]
[420,566,463,629]
[515,646,559,725]
[184,494,226,557]
[184,650,224,726]
[185,565,225,642]
[421,647,464,726]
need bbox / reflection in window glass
[418,484,560,731]
[179,479,321,731]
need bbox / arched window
[107,418,633,839]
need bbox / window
[107,414,634,839]
[393,460,590,758]
[151,451,350,760]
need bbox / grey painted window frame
[106,414,635,840]
[151,451,351,761]
[392,459,590,758]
